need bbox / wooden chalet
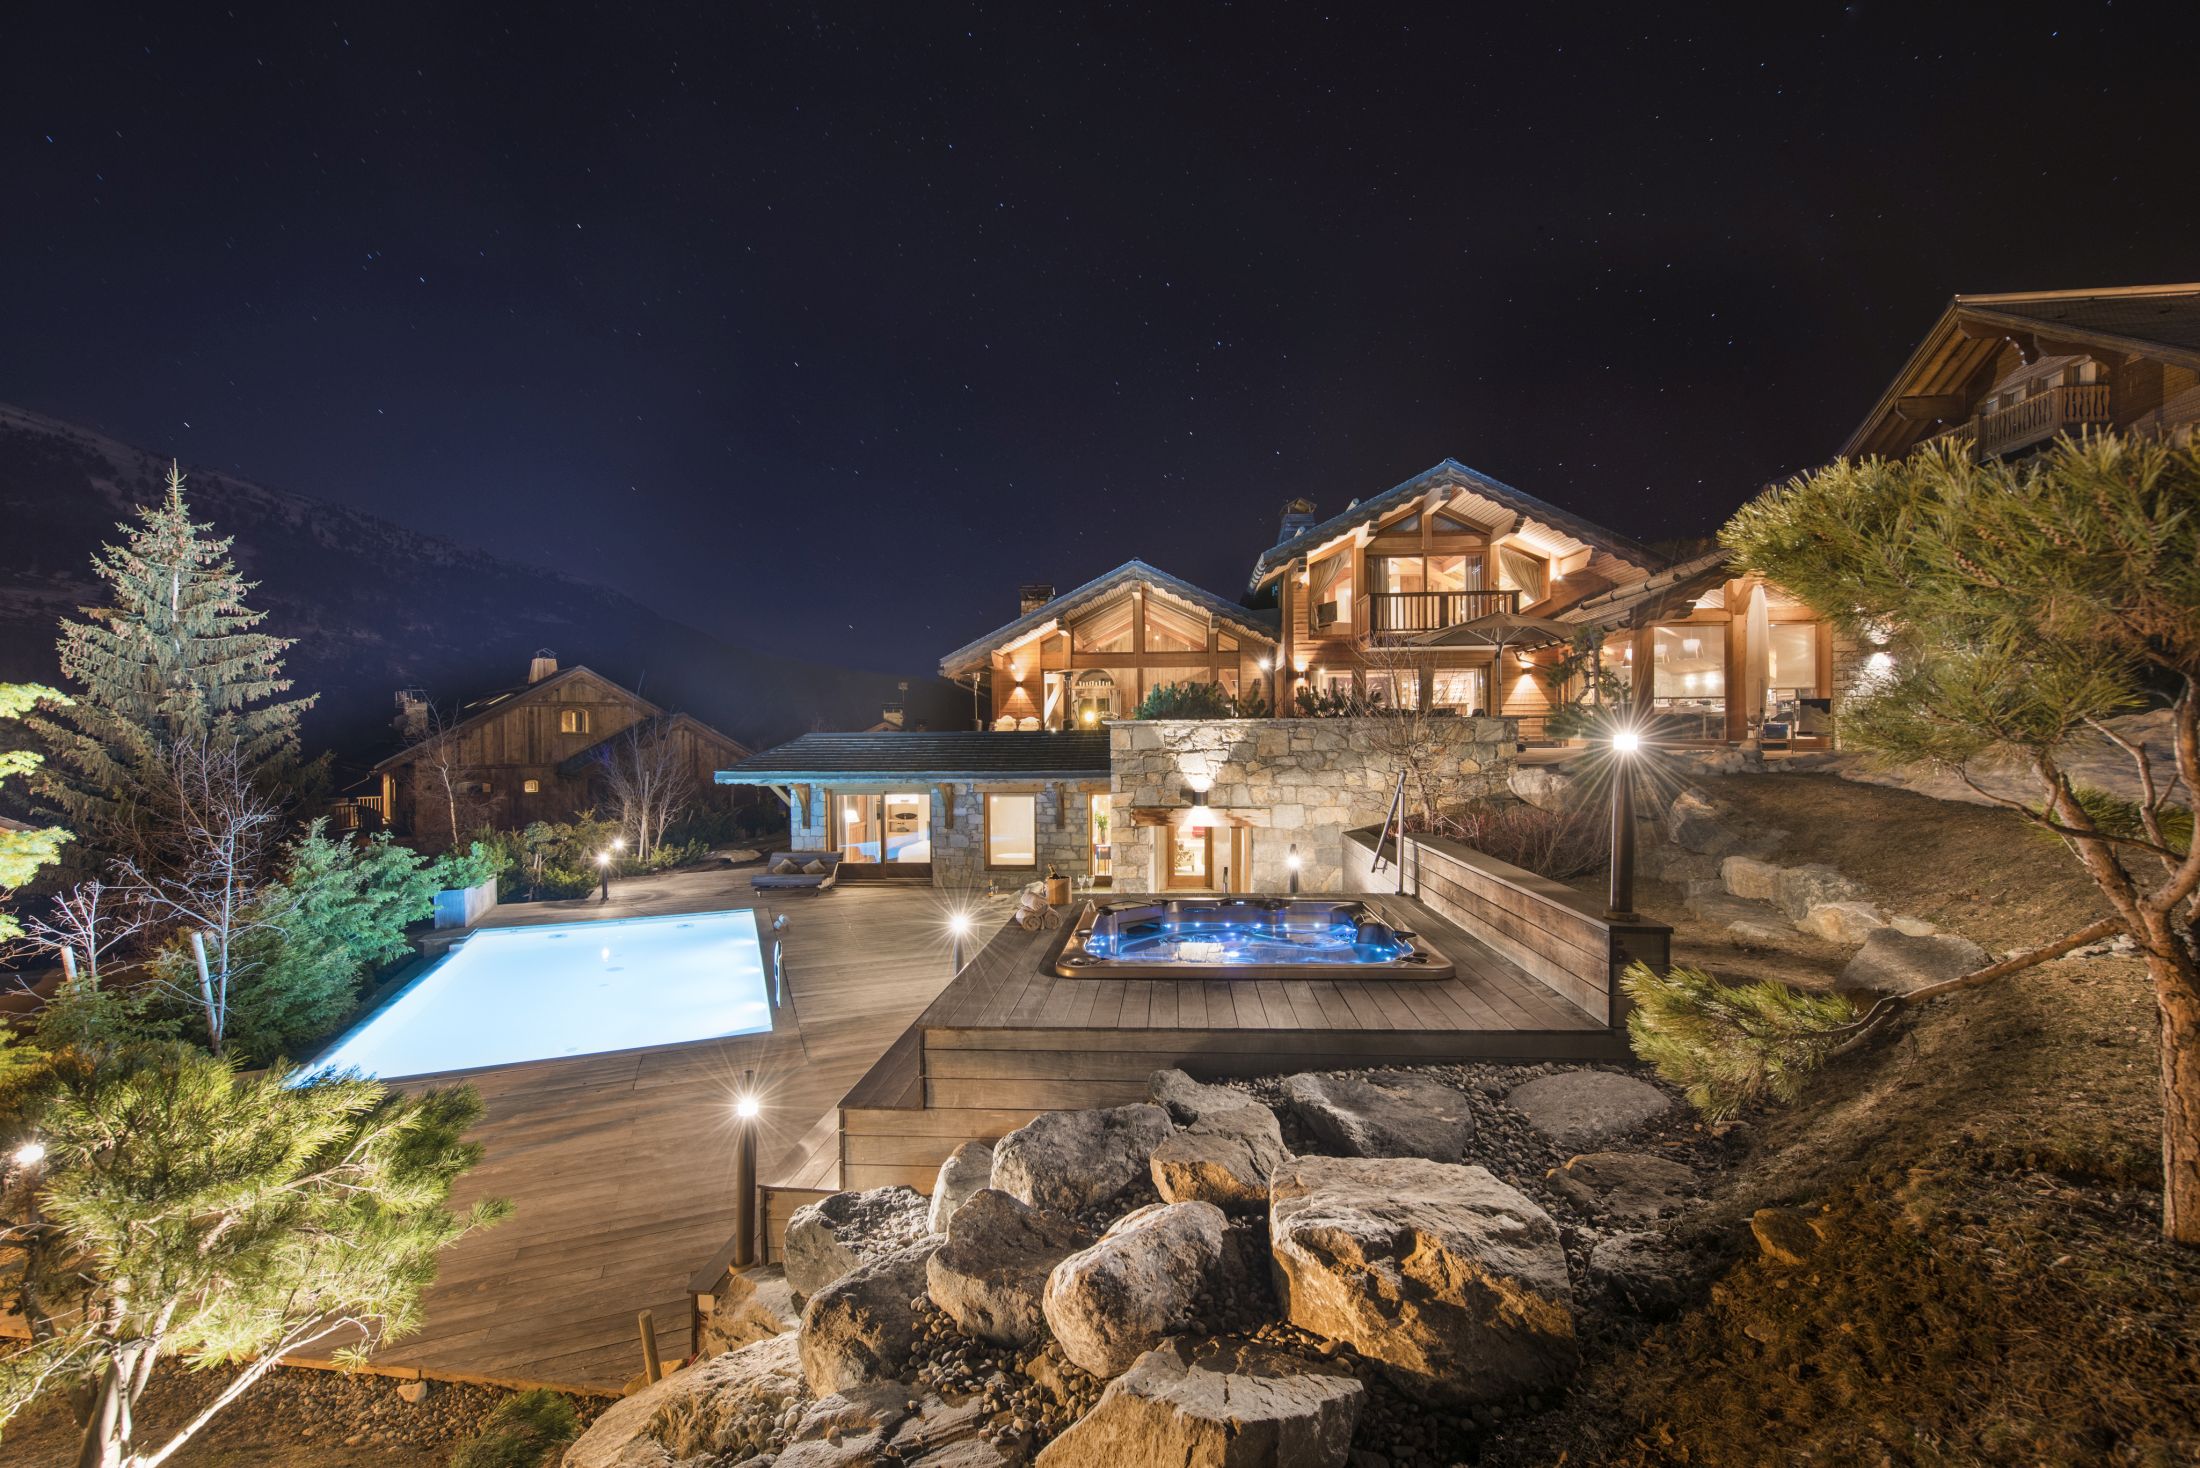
[936,561,1281,730]
[1845,283,2200,460]
[370,654,752,846]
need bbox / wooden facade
[939,563,1280,730]
[373,663,752,846]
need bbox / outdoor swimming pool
[305,909,774,1080]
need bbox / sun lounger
[751,851,843,893]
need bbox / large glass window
[1498,547,1549,602]
[1365,669,1412,708]
[1652,624,1727,740]
[1072,602,1134,654]
[1143,600,1206,653]
[837,792,933,865]
[1430,668,1488,715]
[1089,793,1113,886]
[1765,623,1821,712]
[985,793,1038,868]
[1072,671,1118,727]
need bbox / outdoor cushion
[802,859,827,875]
[771,857,799,875]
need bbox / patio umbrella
[1414,610,1574,714]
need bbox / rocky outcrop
[1147,1068,1253,1125]
[1034,1340,1363,1468]
[1149,1104,1289,1210]
[784,1186,930,1298]
[1840,927,1990,995]
[1280,1070,1473,1161]
[799,1238,942,1397]
[780,1390,1008,1467]
[1547,1151,1697,1223]
[927,1189,1094,1348]
[1506,1070,1675,1150]
[697,1264,802,1356]
[1773,863,1866,921]
[1042,1201,1227,1378]
[929,1140,996,1234]
[1719,854,1781,902]
[1797,899,1887,945]
[563,1334,804,1468]
[1663,788,1740,854]
[992,1105,1173,1213]
[1268,1156,1576,1406]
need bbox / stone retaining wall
[1109,717,1515,891]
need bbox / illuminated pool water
[1053,898,1454,980]
[304,909,773,1080]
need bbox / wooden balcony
[1974,383,2111,458]
[1357,589,1522,647]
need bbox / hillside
[0,406,969,767]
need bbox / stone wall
[930,781,1106,892]
[1109,717,1515,892]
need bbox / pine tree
[0,682,73,941]
[26,464,315,845]
[0,1045,505,1468]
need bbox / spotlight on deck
[1611,728,1641,756]
[731,1069,760,1266]
[733,1094,761,1121]
[1607,724,1643,917]
[947,909,975,974]
[12,1139,45,1169]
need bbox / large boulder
[1719,855,1781,902]
[1042,1201,1227,1378]
[1773,863,1865,922]
[1034,1340,1363,1468]
[929,1140,996,1234]
[1280,1070,1473,1161]
[1840,927,1989,995]
[1547,1151,1697,1223]
[781,1390,1006,1467]
[1150,1105,1289,1211]
[1268,1156,1576,1406]
[564,1334,804,1468]
[1798,900,1886,946]
[784,1186,931,1298]
[1509,764,1580,813]
[799,1238,941,1397]
[926,1188,1094,1347]
[1506,1070,1675,1150]
[1147,1068,1253,1125]
[1662,788,1738,854]
[697,1264,802,1356]
[993,1105,1173,1213]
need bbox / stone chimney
[392,688,428,741]
[527,649,559,685]
[1018,583,1056,616]
[1277,497,1317,546]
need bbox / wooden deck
[836,892,1627,1193]
[356,874,992,1393]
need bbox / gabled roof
[1843,283,2200,459]
[937,560,1277,677]
[372,664,654,772]
[1556,550,1729,630]
[1248,460,1666,590]
[715,730,1112,783]
[555,711,753,779]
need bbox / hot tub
[1050,897,1453,980]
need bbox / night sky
[6,4,2197,674]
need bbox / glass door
[1168,817,1213,889]
[837,792,932,866]
[1089,794,1114,888]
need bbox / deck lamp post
[596,850,612,902]
[947,910,973,974]
[731,1071,760,1267]
[1287,843,1302,895]
[1607,727,1641,919]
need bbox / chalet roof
[715,730,1113,783]
[371,664,654,773]
[1248,460,1666,590]
[554,711,753,779]
[1843,283,2200,458]
[1556,550,1730,630]
[937,560,1278,677]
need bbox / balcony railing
[1974,383,2111,458]
[1357,589,1522,646]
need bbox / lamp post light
[596,850,612,902]
[1607,727,1641,918]
[1286,843,1302,895]
[731,1071,760,1267]
[947,910,973,974]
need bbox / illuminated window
[1072,671,1118,726]
[985,793,1038,868]
[522,778,542,794]
[1071,601,1135,654]
[1430,669,1488,714]
[559,708,591,734]
[1143,599,1206,653]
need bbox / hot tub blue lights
[1055,897,1452,979]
